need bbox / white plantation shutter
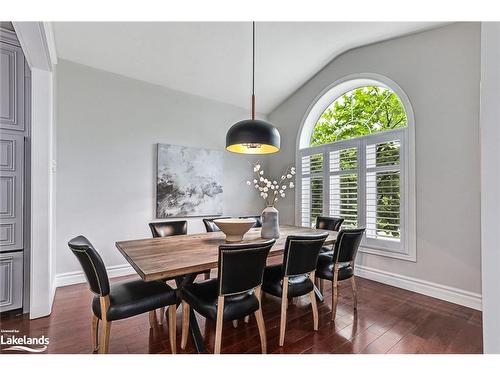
[329,147,358,227]
[366,140,401,241]
[300,176,311,227]
[310,176,323,227]
[300,154,323,227]
[298,129,408,258]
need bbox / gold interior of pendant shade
[226,143,280,154]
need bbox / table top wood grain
[115,225,337,281]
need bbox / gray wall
[267,23,482,295]
[480,22,500,353]
[55,60,265,275]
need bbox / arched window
[297,75,415,260]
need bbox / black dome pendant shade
[226,119,280,154]
[226,22,280,154]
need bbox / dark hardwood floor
[0,274,483,354]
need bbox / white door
[0,27,26,312]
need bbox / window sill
[359,245,416,262]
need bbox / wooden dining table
[115,224,337,353]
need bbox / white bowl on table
[213,218,256,243]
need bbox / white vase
[261,205,280,239]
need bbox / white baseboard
[55,264,136,288]
[355,264,482,311]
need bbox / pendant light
[226,22,280,154]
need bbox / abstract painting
[156,144,223,218]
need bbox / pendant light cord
[252,21,256,120]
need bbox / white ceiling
[52,22,446,114]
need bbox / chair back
[203,217,230,232]
[239,215,262,228]
[217,239,275,296]
[316,216,344,232]
[282,233,328,276]
[68,235,110,296]
[149,220,187,238]
[333,228,365,263]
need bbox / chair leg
[331,266,339,321]
[351,276,358,310]
[279,276,289,346]
[91,315,99,352]
[315,276,324,294]
[204,270,211,280]
[159,307,166,325]
[232,320,238,328]
[168,304,177,354]
[99,296,111,354]
[254,286,267,354]
[149,310,158,328]
[160,279,170,326]
[99,320,111,354]
[181,301,190,350]
[309,272,318,331]
[214,296,225,354]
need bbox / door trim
[12,22,57,319]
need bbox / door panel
[1,29,26,313]
[0,251,23,311]
[0,42,25,131]
[0,133,23,252]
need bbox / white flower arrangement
[246,162,295,207]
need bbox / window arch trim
[295,73,416,262]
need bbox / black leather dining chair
[202,217,230,232]
[314,216,344,292]
[239,215,263,228]
[180,239,275,354]
[261,233,328,346]
[316,216,344,252]
[316,216,344,232]
[68,235,179,354]
[315,228,365,320]
[204,216,261,328]
[149,220,188,238]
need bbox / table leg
[314,284,324,302]
[175,274,206,353]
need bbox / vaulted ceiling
[52,22,446,114]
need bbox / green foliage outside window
[310,86,407,146]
